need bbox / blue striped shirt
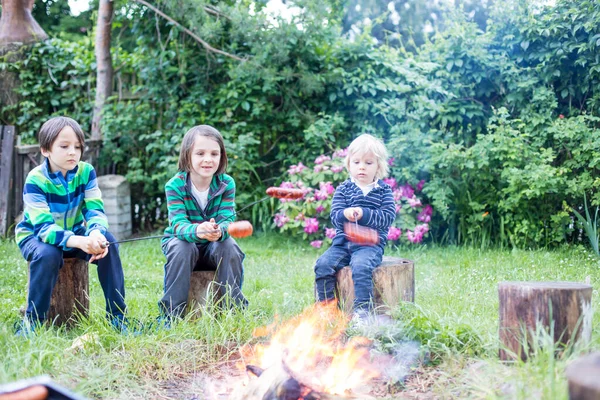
[330,178,396,247]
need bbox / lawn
[0,233,598,399]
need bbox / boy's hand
[196,218,222,242]
[88,230,109,262]
[344,207,363,222]
[67,233,109,262]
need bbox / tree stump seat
[26,258,89,326]
[566,351,600,400]
[186,270,222,315]
[335,256,415,314]
[498,281,593,361]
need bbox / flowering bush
[272,149,432,248]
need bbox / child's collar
[350,177,379,189]
[42,158,79,180]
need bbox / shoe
[110,315,143,336]
[14,319,36,338]
[153,315,172,331]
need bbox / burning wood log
[231,362,369,400]
[566,352,600,399]
[335,256,414,314]
[498,281,593,361]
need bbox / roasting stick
[99,195,272,248]
[99,187,305,248]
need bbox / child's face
[41,126,82,177]
[348,150,378,186]
[189,135,221,183]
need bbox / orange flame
[239,301,380,395]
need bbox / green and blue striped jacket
[15,159,108,250]
[163,171,236,246]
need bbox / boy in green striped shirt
[15,117,131,336]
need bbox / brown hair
[178,125,228,174]
[38,116,86,155]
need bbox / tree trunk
[566,352,600,400]
[26,258,89,326]
[498,281,593,361]
[0,0,48,112]
[0,0,48,47]
[187,270,222,317]
[335,256,415,314]
[91,0,113,140]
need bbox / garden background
[1,0,600,399]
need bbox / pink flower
[383,177,397,190]
[315,155,331,164]
[310,240,323,248]
[316,205,325,214]
[314,190,328,201]
[320,182,335,195]
[304,217,319,234]
[388,157,395,166]
[288,162,307,175]
[395,204,401,214]
[314,165,324,173]
[325,227,336,239]
[280,181,295,189]
[417,212,431,223]
[421,204,433,216]
[331,165,344,173]
[416,180,425,192]
[415,223,429,235]
[408,196,422,208]
[274,213,289,228]
[399,184,414,199]
[333,148,348,158]
[387,226,402,241]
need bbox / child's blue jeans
[314,236,384,311]
[19,231,127,323]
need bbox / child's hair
[38,116,85,154]
[344,133,389,179]
[178,125,228,174]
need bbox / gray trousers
[159,237,248,317]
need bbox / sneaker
[153,315,172,331]
[14,319,36,338]
[110,316,143,336]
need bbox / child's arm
[22,180,76,250]
[165,179,202,242]
[213,176,236,241]
[358,186,396,230]
[330,186,350,230]
[80,167,109,236]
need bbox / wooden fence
[0,126,102,237]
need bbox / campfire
[232,302,381,400]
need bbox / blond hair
[344,133,389,179]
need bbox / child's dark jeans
[19,231,127,323]
[314,236,384,311]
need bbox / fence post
[0,126,15,236]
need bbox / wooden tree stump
[498,281,593,361]
[335,256,414,314]
[187,270,222,316]
[566,352,600,400]
[27,258,89,326]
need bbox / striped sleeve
[22,176,73,249]
[165,177,198,243]
[215,176,236,241]
[82,166,108,235]
[360,185,396,231]
[330,182,350,230]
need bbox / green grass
[0,234,599,399]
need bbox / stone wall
[97,175,132,240]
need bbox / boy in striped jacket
[158,125,247,321]
[15,117,130,335]
[314,134,396,320]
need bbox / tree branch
[133,0,245,62]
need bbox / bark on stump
[335,256,414,314]
[566,352,600,400]
[187,270,222,316]
[27,258,89,326]
[498,281,593,361]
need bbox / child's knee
[33,244,62,265]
